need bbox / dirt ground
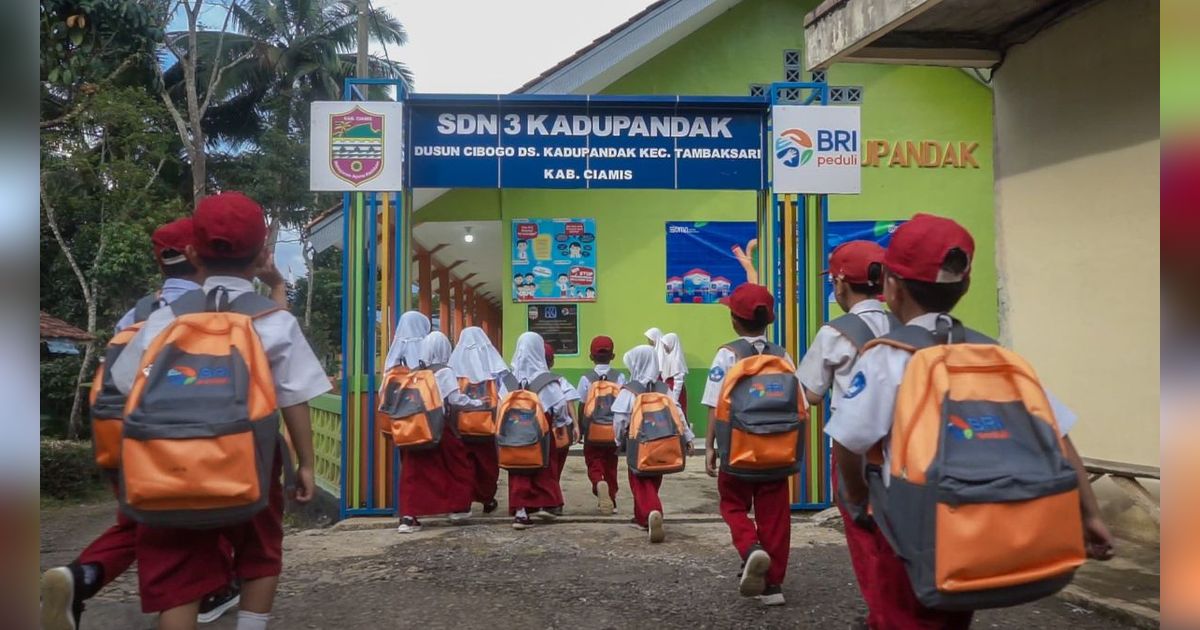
[42,500,1133,629]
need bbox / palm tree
[165,0,411,144]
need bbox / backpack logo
[749,382,786,399]
[167,366,231,386]
[948,414,1011,441]
[844,371,866,398]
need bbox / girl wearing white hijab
[611,346,695,544]
[660,332,690,416]
[500,332,571,530]
[395,331,484,533]
[644,326,664,350]
[449,327,509,514]
[385,311,432,372]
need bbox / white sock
[516,508,528,518]
[236,610,270,630]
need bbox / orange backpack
[624,381,688,475]
[457,377,499,442]
[379,363,447,451]
[580,370,622,445]
[713,339,806,481]
[89,293,161,469]
[864,318,1084,610]
[494,373,557,470]
[119,289,282,529]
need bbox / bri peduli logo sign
[770,105,861,194]
[167,365,231,386]
[775,129,813,167]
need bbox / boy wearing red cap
[702,282,802,607]
[544,342,581,515]
[576,335,627,514]
[795,240,895,623]
[107,193,330,630]
[828,213,1114,628]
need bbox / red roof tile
[40,312,93,341]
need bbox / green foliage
[40,358,85,437]
[40,439,104,501]
[291,247,343,372]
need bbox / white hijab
[660,332,688,379]
[511,331,550,383]
[421,330,453,366]
[385,311,431,370]
[624,345,661,387]
[449,327,508,383]
[644,327,663,347]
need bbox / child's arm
[1062,436,1115,559]
[704,407,718,477]
[281,403,316,503]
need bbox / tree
[290,247,342,372]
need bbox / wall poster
[664,221,759,304]
[512,218,597,303]
[527,304,579,356]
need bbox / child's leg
[752,478,792,587]
[583,443,605,494]
[555,443,570,483]
[870,531,974,629]
[157,601,202,630]
[469,441,500,505]
[439,428,475,511]
[833,461,881,623]
[627,469,658,526]
[717,471,759,557]
[603,447,619,501]
[237,576,280,614]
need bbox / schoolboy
[108,192,330,630]
[576,335,626,514]
[827,213,1115,628]
[702,283,801,607]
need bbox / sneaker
[648,510,665,543]
[397,516,422,533]
[739,547,770,597]
[482,499,499,514]
[548,506,563,516]
[449,510,472,524]
[532,509,558,522]
[597,481,613,514]
[197,583,241,624]
[628,517,648,531]
[40,566,82,630]
[512,515,534,530]
[758,584,786,606]
[611,507,619,515]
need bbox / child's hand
[293,465,315,503]
[1083,515,1115,560]
[686,441,695,456]
[705,449,718,477]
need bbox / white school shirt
[700,336,800,408]
[498,377,572,428]
[611,387,695,447]
[825,312,1080,483]
[576,364,627,401]
[114,278,200,332]
[795,299,892,411]
[110,276,331,408]
[558,375,581,402]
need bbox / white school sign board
[771,105,862,194]
[310,101,404,191]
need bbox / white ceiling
[412,220,504,304]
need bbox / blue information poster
[512,218,597,303]
[825,220,904,303]
[664,221,759,304]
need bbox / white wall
[993,0,1160,464]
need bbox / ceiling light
[463,227,475,243]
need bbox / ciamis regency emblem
[330,106,385,185]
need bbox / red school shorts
[134,456,285,613]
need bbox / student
[613,345,694,542]
[644,326,663,349]
[502,332,572,529]
[702,283,801,607]
[793,240,893,623]
[659,332,689,416]
[545,342,582,515]
[106,192,329,630]
[828,214,1115,628]
[391,329,484,533]
[39,218,244,629]
[448,326,509,514]
[576,336,626,514]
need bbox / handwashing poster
[825,220,904,303]
[512,218,597,302]
[664,221,758,304]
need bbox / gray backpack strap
[132,293,162,323]
[648,381,669,395]
[226,291,281,318]
[166,289,207,316]
[585,370,603,383]
[725,339,755,360]
[624,382,647,396]
[827,313,878,351]
[886,312,902,331]
[869,316,997,353]
[528,372,558,393]
[425,363,448,372]
[501,372,520,392]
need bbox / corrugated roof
[40,312,93,341]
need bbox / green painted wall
[416,0,997,428]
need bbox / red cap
[152,217,194,265]
[720,283,775,323]
[192,192,268,259]
[883,214,975,283]
[589,335,614,356]
[543,342,555,362]
[823,240,885,283]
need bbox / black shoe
[548,506,563,516]
[197,582,241,624]
[40,565,84,630]
[482,499,499,514]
